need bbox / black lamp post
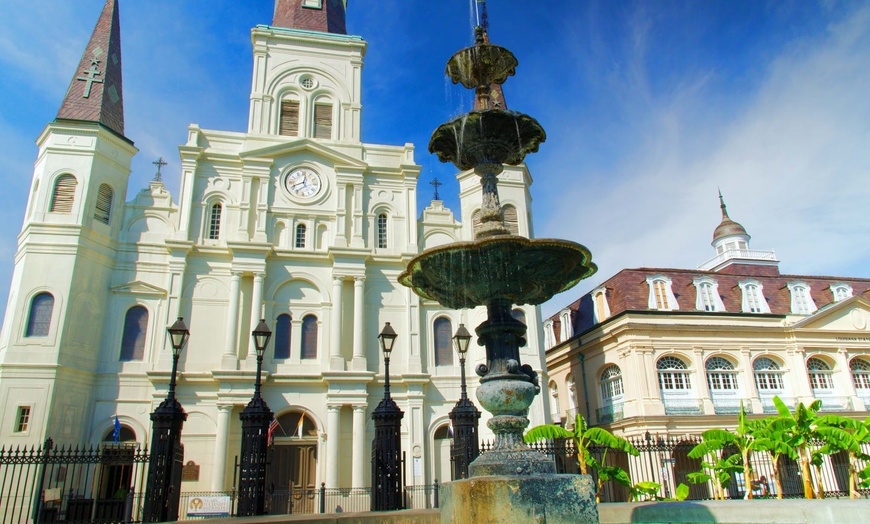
[237,319,274,517]
[371,322,404,511]
[449,324,481,480]
[143,317,190,523]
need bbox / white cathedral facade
[0,0,550,492]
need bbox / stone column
[326,405,341,488]
[693,348,713,414]
[330,276,344,369]
[739,348,763,414]
[211,404,233,490]
[789,348,812,403]
[352,405,367,488]
[245,272,265,366]
[352,277,366,370]
[222,272,242,369]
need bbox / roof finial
[718,188,730,219]
[430,177,442,201]
[153,157,168,182]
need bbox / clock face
[284,168,322,198]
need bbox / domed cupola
[712,191,750,248]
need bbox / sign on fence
[187,495,231,517]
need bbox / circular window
[300,76,316,90]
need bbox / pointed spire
[273,0,347,34]
[56,0,125,137]
[718,188,730,219]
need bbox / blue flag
[113,416,121,443]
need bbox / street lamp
[237,319,274,517]
[449,324,480,480]
[143,317,190,522]
[371,322,404,511]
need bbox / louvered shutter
[280,100,300,136]
[50,175,77,213]
[502,205,519,234]
[313,104,332,139]
[94,184,113,224]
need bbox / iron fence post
[320,482,326,513]
[434,479,439,508]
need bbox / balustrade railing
[662,398,703,415]
[711,397,753,415]
[596,402,625,424]
[698,248,778,271]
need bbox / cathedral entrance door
[266,412,318,514]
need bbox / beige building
[544,195,870,439]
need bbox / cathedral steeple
[56,0,125,137]
[273,0,347,34]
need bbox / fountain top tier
[445,43,518,89]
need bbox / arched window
[657,356,691,391]
[787,282,816,315]
[705,357,737,391]
[566,377,577,410]
[599,365,624,401]
[300,315,318,359]
[753,357,784,391]
[548,381,560,420]
[274,314,292,359]
[295,224,307,249]
[738,280,770,313]
[646,275,678,310]
[208,203,222,240]
[594,289,610,322]
[850,359,870,391]
[279,99,300,136]
[119,306,148,361]
[433,317,453,367]
[94,184,113,224]
[511,308,526,326]
[502,205,519,235]
[103,425,136,443]
[831,283,853,302]
[25,292,54,337]
[313,101,333,139]
[806,357,833,390]
[50,174,77,213]
[377,213,388,249]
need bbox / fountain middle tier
[428,109,546,171]
[398,235,596,311]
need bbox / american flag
[267,419,280,444]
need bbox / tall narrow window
[93,184,113,224]
[746,284,761,312]
[705,357,738,391]
[599,365,624,401]
[295,224,307,249]
[593,290,610,322]
[274,314,292,359]
[831,284,853,302]
[50,174,77,213]
[753,358,784,391]
[433,317,453,367]
[119,306,148,361]
[850,359,870,391]
[502,205,519,235]
[739,280,770,313]
[208,203,222,240]
[377,213,388,249]
[511,308,526,326]
[15,406,31,433]
[807,357,833,390]
[301,315,318,359]
[654,281,668,309]
[313,103,332,139]
[788,282,816,315]
[25,292,54,337]
[657,356,691,391]
[698,283,717,311]
[647,276,678,310]
[280,100,300,136]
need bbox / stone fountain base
[439,474,599,524]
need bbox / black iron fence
[480,436,870,502]
[0,439,149,524]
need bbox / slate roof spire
[273,0,347,34]
[56,0,125,137]
[712,190,750,243]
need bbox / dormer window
[693,277,725,312]
[646,275,679,311]
[787,282,817,315]
[559,309,573,341]
[592,286,610,323]
[831,283,853,302]
[738,280,770,314]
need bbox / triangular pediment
[241,138,367,169]
[110,280,167,296]
[793,295,870,331]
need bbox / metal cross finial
[430,178,443,201]
[153,157,168,182]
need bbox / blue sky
[1,0,869,324]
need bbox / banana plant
[686,445,742,500]
[525,413,639,501]
[814,415,870,499]
[751,417,799,499]
[770,396,822,499]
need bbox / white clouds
[538,4,870,317]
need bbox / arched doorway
[267,411,318,514]
[433,425,452,482]
[97,425,137,508]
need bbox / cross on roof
[430,178,442,201]
[152,157,168,182]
